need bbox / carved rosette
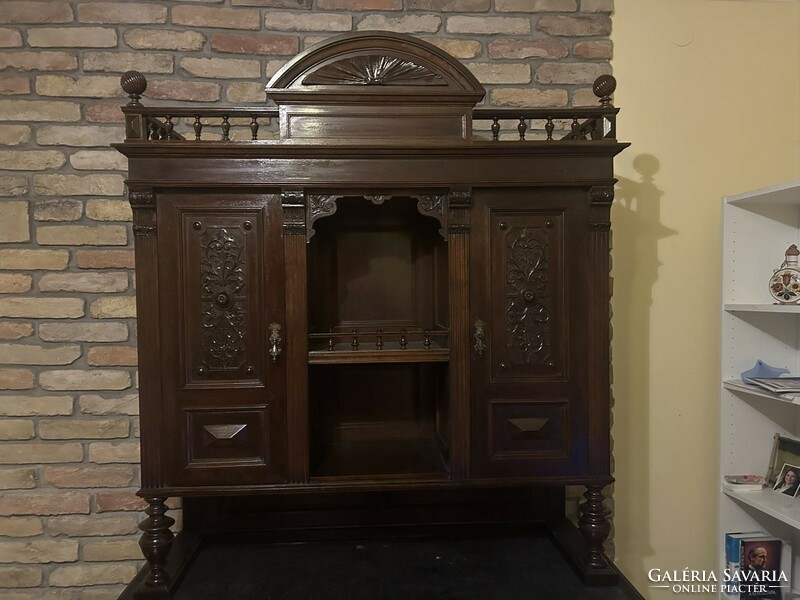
[281,190,306,236]
[199,227,247,372]
[589,186,614,205]
[363,195,391,205]
[303,55,446,87]
[505,227,551,366]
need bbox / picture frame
[767,434,800,489]
[772,463,800,498]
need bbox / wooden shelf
[727,180,800,206]
[723,379,800,406]
[723,487,800,530]
[308,343,449,365]
[725,303,800,314]
[311,438,448,479]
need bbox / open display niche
[307,196,450,478]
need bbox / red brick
[317,0,401,9]
[231,0,311,6]
[0,76,30,96]
[94,490,145,512]
[172,6,261,30]
[573,40,612,59]
[0,491,90,516]
[77,2,167,24]
[211,33,299,56]
[489,39,568,59]
[147,80,221,103]
[76,250,135,269]
[0,51,77,71]
[407,0,489,9]
[87,346,138,366]
[42,466,135,488]
[536,14,611,36]
[1,2,73,24]
[85,103,124,123]
[0,369,33,390]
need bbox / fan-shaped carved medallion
[304,55,445,86]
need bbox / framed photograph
[772,463,800,497]
[766,434,800,487]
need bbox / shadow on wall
[611,153,677,577]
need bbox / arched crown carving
[266,31,485,144]
[268,31,484,97]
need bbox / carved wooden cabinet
[115,32,627,598]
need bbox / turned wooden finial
[121,70,147,106]
[592,74,616,108]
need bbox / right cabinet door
[470,189,589,479]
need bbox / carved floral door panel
[157,192,287,487]
[470,189,589,478]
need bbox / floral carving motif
[506,227,550,366]
[200,227,246,371]
[304,55,445,86]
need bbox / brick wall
[0,1,612,597]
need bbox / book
[747,377,800,393]
[732,537,790,599]
[723,475,767,492]
[725,532,765,572]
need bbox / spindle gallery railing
[308,327,449,352]
[119,71,618,144]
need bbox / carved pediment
[303,55,446,87]
[267,31,484,97]
[266,32,485,144]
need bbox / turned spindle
[250,116,259,141]
[376,328,383,350]
[400,329,407,349]
[351,328,359,350]
[491,117,500,142]
[518,117,526,141]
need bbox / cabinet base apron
[119,485,618,599]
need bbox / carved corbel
[447,188,472,234]
[588,185,614,232]
[281,189,306,237]
[414,194,447,240]
[306,194,341,241]
[129,189,156,237]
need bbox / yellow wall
[611,0,800,596]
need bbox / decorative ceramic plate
[770,267,800,303]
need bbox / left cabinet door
[157,192,287,487]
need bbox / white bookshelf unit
[720,180,800,597]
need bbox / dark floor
[174,532,633,600]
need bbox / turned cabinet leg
[139,496,175,588]
[578,485,611,570]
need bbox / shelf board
[723,487,800,530]
[310,438,447,479]
[308,343,449,365]
[725,303,800,314]
[726,181,800,206]
[723,380,800,405]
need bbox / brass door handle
[269,323,282,363]
[473,319,486,357]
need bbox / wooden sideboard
[114,31,628,598]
